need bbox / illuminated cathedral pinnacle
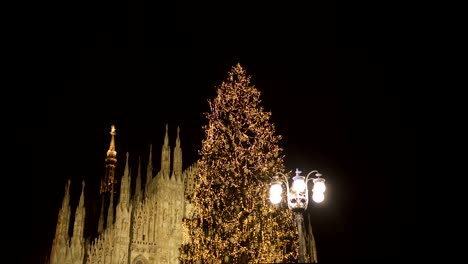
[107,125,117,157]
[101,125,118,194]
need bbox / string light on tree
[180,63,298,263]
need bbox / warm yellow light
[312,191,325,203]
[270,183,283,196]
[269,193,282,204]
[269,183,283,204]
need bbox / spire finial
[122,151,130,181]
[103,125,117,194]
[107,125,117,155]
[164,124,169,146]
[78,180,85,206]
[176,126,181,147]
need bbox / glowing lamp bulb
[269,193,282,204]
[313,178,326,193]
[292,177,306,192]
[270,183,283,196]
[269,183,283,204]
[312,192,325,203]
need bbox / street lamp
[269,168,326,263]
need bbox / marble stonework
[49,125,197,264]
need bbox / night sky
[25,0,410,263]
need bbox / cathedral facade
[49,124,318,264]
[49,125,197,264]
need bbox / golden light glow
[270,183,283,196]
[269,193,282,204]
[179,64,299,263]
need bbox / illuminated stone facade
[49,125,196,264]
[48,124,318,264]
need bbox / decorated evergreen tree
[180,63,298,263]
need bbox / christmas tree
[180,63,298,263]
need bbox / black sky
[26,0,410,263]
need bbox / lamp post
[269,168,326,263]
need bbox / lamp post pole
[269,168,326,263]
[295,211,306,263]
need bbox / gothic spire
[49,180,72,264]
[70,182,86,264]
[135,156,142,201]
[173,126,182,181]
[124,152,130,180]
[161,124,171,179]
[145,144,153,196]
[176,126,180,148]
[57,180,71,241]
[107,125,117,157]
[164,123,169,146]
[72,181,86,242]
[118,152,131,209]
[50,180,70,264]
[101,125,118,194]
